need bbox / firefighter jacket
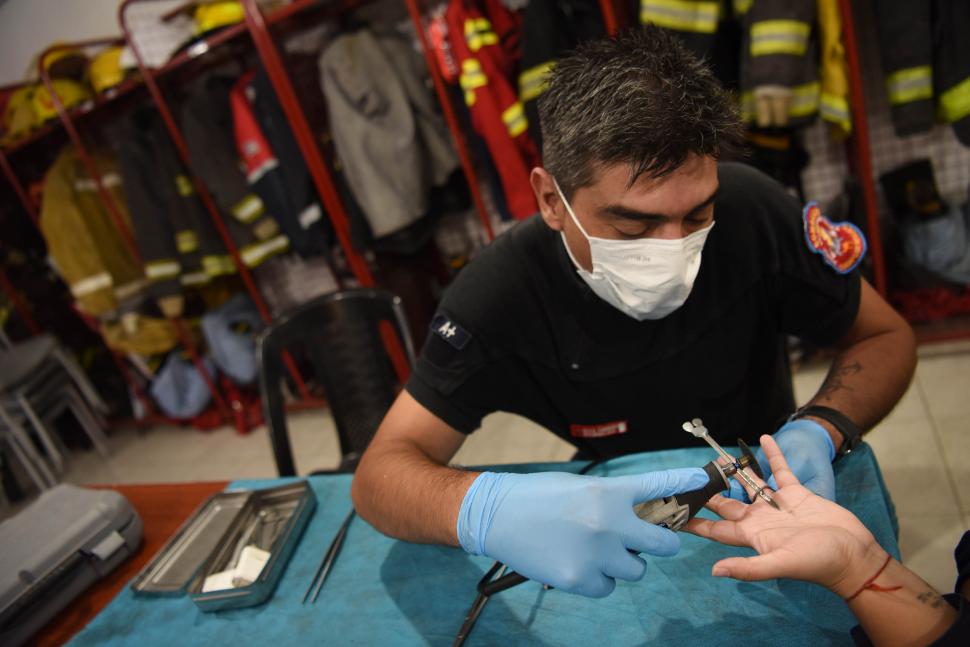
[637,0,741,88]
[318,28,459,238]
[519,0,604,150]
[231,69,333,258]
[178,71,291,267]
[816,0,851,136]
[873,1,933,137]
[446,0,540,220]
[39,146,146,318]
[638,0,723,59]
[933,0,970,146]
[737,0,819,128]
[873,1,970,143]
[108,108,230,300]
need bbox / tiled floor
[8,342,970,593]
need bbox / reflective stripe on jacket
[872,0,933,136]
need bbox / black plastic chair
[256,289,416,476]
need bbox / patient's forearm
[844,550,957,646]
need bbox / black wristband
[789,405,863,459]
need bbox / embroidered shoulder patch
[802,201,867,274]
[430,313,471,350]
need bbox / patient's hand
[685,435,887,597]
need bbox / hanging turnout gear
[232,68,333,258]
[39,146,146,318]
[738,0,819,129]
[446,0,540,219]
[107,108,233,301]
[816,0,851,136]
[872,1,933,137]
[518,0,605,150]
[933,0,970,146]
[178,71,291,269]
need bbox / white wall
[0,0,122,86]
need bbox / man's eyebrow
[599,187,719,222]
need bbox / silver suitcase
[0,484,143,646]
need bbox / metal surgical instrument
[682,418,780,510]
[303,508,355,604]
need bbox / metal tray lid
[131,489,254,595]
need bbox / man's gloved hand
[456,467,708,598]
[728,419,836,502]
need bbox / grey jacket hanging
[318,28,458,239]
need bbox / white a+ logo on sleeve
[431,314,471,349]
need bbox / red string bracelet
[844,553,902,602]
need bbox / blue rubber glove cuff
[788,418,837,462]
[457,471,505,555]
[728,419,837,502]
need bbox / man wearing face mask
[351,27,916,598]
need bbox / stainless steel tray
[131,481,316,611]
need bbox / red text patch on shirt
[569,421,629,439]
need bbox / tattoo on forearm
[816,359,863,402]
[916,590,947,608]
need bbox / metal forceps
[303,508,355,603]
[682,418,780,510]
[453,562,509,647]
[451,456,609,646]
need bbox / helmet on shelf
[39,45,89,81]
[31,79,92,123]
[89,46,126,94]
[193,1,244,35]
[2,85,39,144]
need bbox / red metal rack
[37,40,233,423]
[238,0,413,382]
[402,0,624,247]
[836,0,887,295]
[836,0,969,342]
[0,133,163,422]
[404,0,495,243]
[0,266,41,336]
[599,0,621,34]
[117,1,319,400]
[0,132,43,338]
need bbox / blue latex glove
[728,419,836,501]
[456,467,708,597]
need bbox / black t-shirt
[406,163,861,458]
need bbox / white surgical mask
[554,179,713,321]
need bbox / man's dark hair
[538,25,743,197]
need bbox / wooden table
[34,481,229,647]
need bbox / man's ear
[530,167,564,231]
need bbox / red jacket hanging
[229,70,330,257]
[446,0,539,220]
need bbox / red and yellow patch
[803,201,867,274]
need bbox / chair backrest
[256,289,416,476]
